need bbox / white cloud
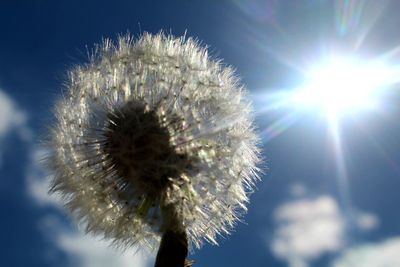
[270,183,381,267]
[57,231,151,267]
[0,89,31,141]
[27,147,154,267]
[289,183,307,197]
[354,212,379,231]
[332,237,400,267]
[271,196,345,267]
[26,148,63,207]
[0,89,32,167]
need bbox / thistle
[47,33,260,266]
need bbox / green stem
[154,230,189,267]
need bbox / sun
[252,54,400,141]
[293,56,396,120]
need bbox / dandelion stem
[154,230,192,267]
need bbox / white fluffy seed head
[47,33,261,250]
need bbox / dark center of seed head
[103,100,191,198]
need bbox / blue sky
[1,1,400,267]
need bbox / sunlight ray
[328,117,354,220]
[260,112,300,143]
[335,0,391,50]
[352,118,400,175]
[252,90,299,114]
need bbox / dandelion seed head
[47,33,260,250]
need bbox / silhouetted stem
[154,230,191,267]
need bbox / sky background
[1,1,400,267]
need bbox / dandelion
[47,33,260,266]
